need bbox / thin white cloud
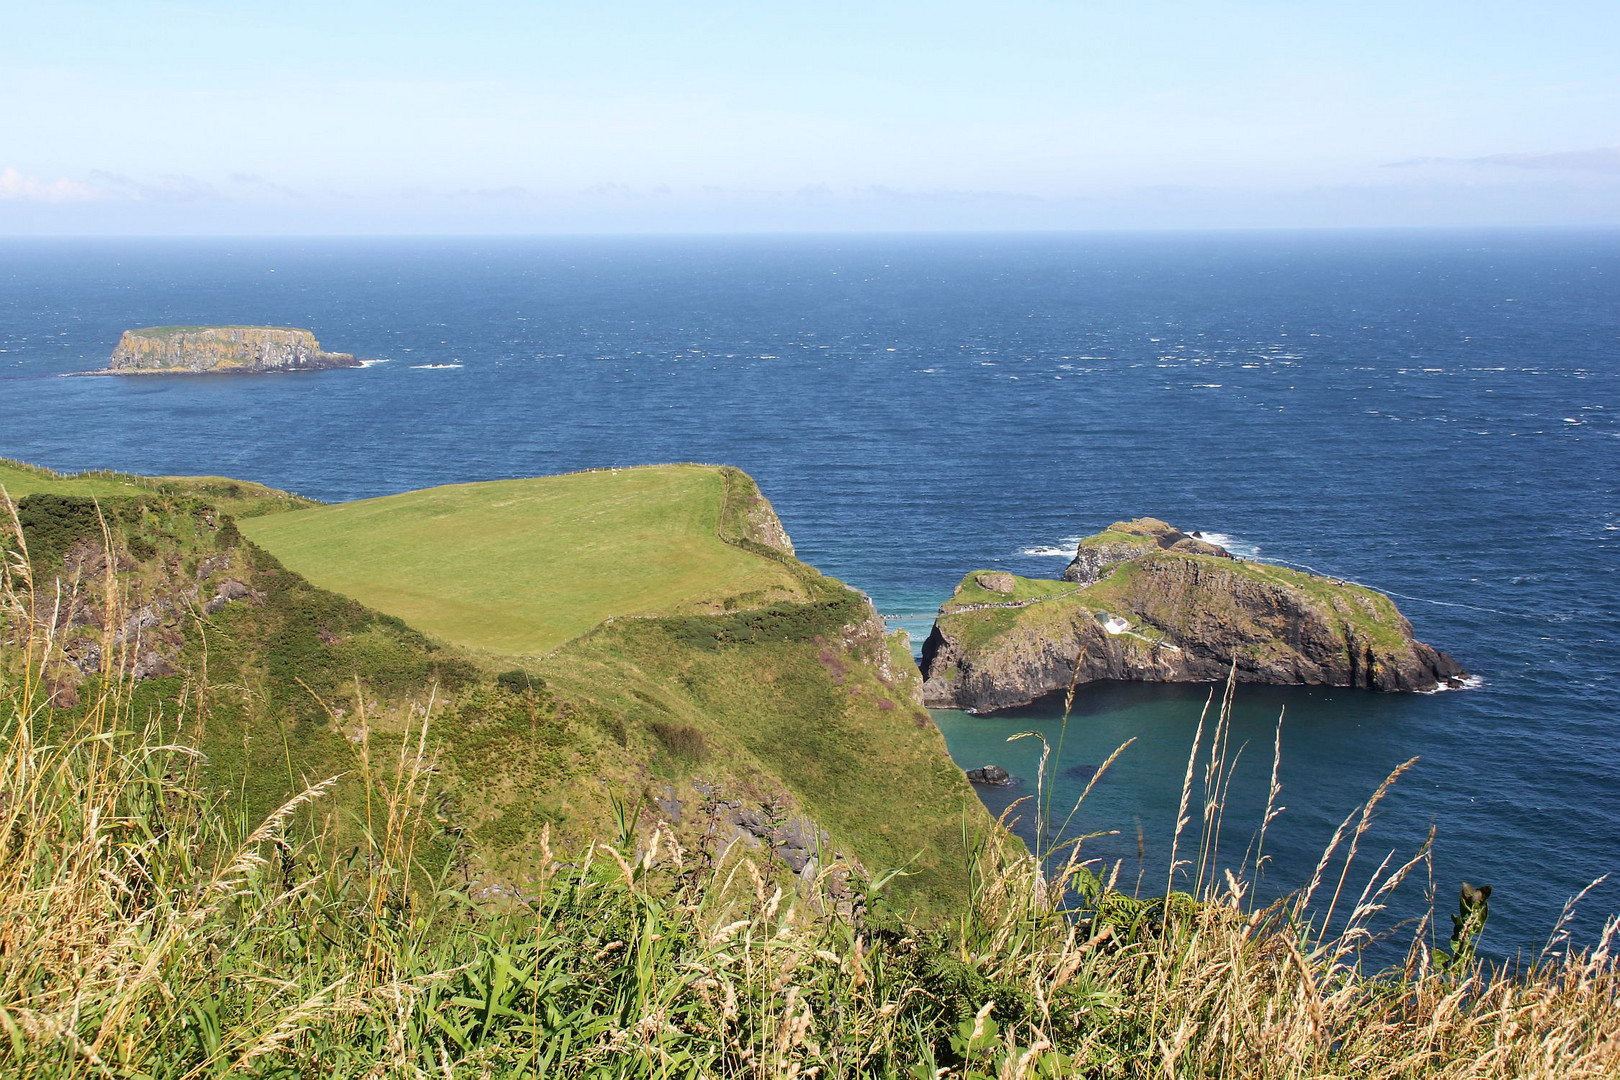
[0,165,102,203]
[1472,146,1620,174]
[228,172,304,198]
[1386,146,1620,175]
[88,170,216,202]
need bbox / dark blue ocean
[2,233,1615,957]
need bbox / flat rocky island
[103,326,363,374]
[920,517,1467,711]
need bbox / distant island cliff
[920,517,1467,711]
[104,326,363,374]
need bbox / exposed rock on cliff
[106,326,363,374]
[716,465,796,556]
[976,572,1017,594]
[1062,517,1231,587]
[921,521,1466,711]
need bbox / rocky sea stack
[106,326,363,374]
[920,518,1466,711]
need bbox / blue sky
[2,0,1617,233]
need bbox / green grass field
[240,465,809,656]
[0,458,313,518]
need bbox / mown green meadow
[239,465,807,657]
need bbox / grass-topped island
[96,325,364,373]
[920,517,1467,711]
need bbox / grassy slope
[242,462,982,910]
[942,572,1082,609]
[240,466,808,657]
[531,604,977,911]
[6,460,985,915]
[0,458,313,519]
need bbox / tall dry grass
[1,495,1616,1077]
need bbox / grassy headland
[1,460,985,921]
[238,465,807,657]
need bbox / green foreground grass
[5,583,1616,1077]
[240,465,807,657]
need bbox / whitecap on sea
[1193,531,1262,559]
[1420,675,1485,694]
[1021,536,1081,557]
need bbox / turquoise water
[934,682,1478,939]
[1,231,1615,954]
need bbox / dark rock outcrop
[923,521,1466,711]
[54,553,262,685]
[965,765,1013,786]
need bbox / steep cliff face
[107,326,361,373]
[921,522,1466,711]
[716,465,796,556]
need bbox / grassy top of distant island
[940,553,1411,653]
[124,324,311,337]
[921,516,1462,708]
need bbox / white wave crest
[1021,536,1081,557]
[1420,674,1485,695]
[1193,531,1261,559]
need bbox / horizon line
[4,223,1620,241]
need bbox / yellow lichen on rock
[107,326,361,373]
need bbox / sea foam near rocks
[1021,536,1082,557]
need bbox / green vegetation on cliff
[0,457,313,517]
[3,473,1613,1078]
[7,614,1614,1078]
[239,465,808,657]
[4,460,984,916]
